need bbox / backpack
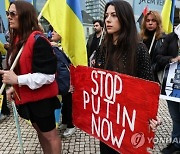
[34,34,71,95]
[53,46,71,95]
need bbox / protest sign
[71,66,160,153]
[160,62,180,102]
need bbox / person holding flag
[0,1,61,153]
[40,0,87,67]
[140,10,166,83]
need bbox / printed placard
[160,62,180,102]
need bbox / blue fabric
[170,63,180,97]
[170,0,175,24]
[53,47,71,95]
[66,0,82,22]
[167,100,180,148]
[170,89,180,97]
[47,31,52,39]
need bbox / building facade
[81,10,94,41]
[85,0,106,20]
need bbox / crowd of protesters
[0,0,180,153]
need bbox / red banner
[71,66,160,154]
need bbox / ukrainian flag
[41,0,87,66]
[161,0,175,34]
[5,0,10,11]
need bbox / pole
[0,45,24,95]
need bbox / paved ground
[0,99,172,154]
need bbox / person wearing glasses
[140,10,166,83]
[0,1,61,153]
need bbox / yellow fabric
[5,0,10,11]
[0,41,6,55]
[41,0,87,66]
[161,0,173,34]
[0,95,4,113]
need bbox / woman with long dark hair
[95,1,160,153]
[0,1,61,153]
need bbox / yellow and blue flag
[6,0,34,11]
[5,0,10,11]
[41,0,87,66]
[161,0,175,34]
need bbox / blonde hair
[140,10,164,40]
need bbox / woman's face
[51,30,61,42]
[105,5,120,37]
[7,4,19,30]
[145,14,157,31]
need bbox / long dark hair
[7,1,41,72]
[103,0,138,76]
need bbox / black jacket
[155,32,179,72]
[145,33,166,82]
[95,42,153,81]
[86,33,95,59]
[150,33,166,66]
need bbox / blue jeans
[167,100,180,148]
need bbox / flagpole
[148,32,156,54]
[0,17,4,33]
[0,45,24,95]
[98,27,105,47]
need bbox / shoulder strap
[34,34,46,40]
[34,33,51,47]
[34,34,42,40]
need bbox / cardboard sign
[71,66,160,154]
[160,62,180,102]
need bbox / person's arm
[149,116,161,132]
[32,36,57,74]
[136,43,161,131]
[21,36,57,89]
[155,33,177,71]
[18,73,55,90]
[0,36,57,90]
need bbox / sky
[36,0,46,11]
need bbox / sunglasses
[6,11,17,17]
